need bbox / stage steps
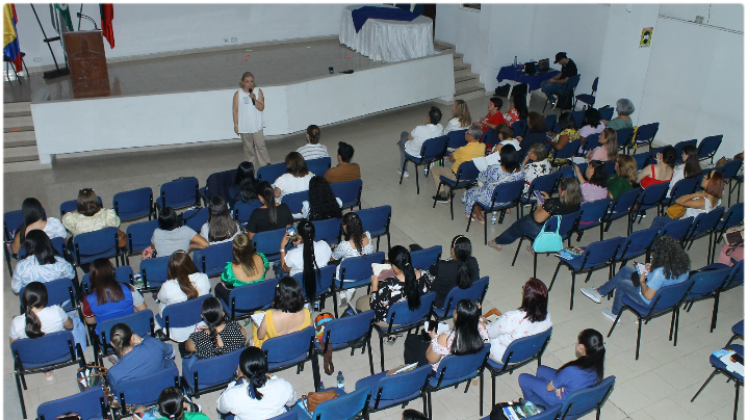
[3,102,49,172]
[435,41,485,101]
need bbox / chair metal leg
[607,309,624,338]
[569,272,576,310]
[367,337,375,375]
[691,369,719,402]
[511,237,524,267]
[533,253,538,278]
[479,371,484,416]
[427,391,433,420]
[674,308,681,346]
[386,232,391,251]
[15,371,27,419]
[635,315,643,360]
[379,333,385,372]
[466,208,473,233]
[548,263,562,291]
[669,309,676,342]
[415,164,421,194]
[399,160,407,185]
[483,210,488,245]
[449,192,455,220]
[433,183,442,209]
[711,291,722,333]
[733,378,740,420]
[491,373,497,408]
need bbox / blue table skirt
[496,65,560,91]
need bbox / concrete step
[4,146,38,163]
[455,76,480,90]
[454,63,469,72]
[5,110,31,118]
[455,68,472,79]
[4,130,36,148]
[4,101,31,114]
[4,115,34,131]
[4,160,52,173]
[453,56,465,68]
[455,85,487,101]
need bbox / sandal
[487,240,502,252]
[383,334,401,345]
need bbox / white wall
[15,4,354,69]
[659,4,743,32]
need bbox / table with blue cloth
[496,65,559,105]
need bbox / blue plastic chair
[599,106,614,121]
[583,133,601,153]
[311,217,341,246]
[400,135,449,194]
[685,207,725,263]
[431,276,490,321]
[632,152,650,170]
[628,183,669,233]
[427,345,491,417]
[283,190,310,219]
[199,168,237,205]
[11,331,85,418]
[331,179,363,211]
[253,228,287,263]
[662,177,700,211]
[713,203,744,253]
[373,292,436,372]
[485,328,553,407]
[303,388,371,420]
[574,198,612,241]
[182,347,244,398]
[3,209,23,275]
[125,219,159,264]
[81,264,134,295]
[657,216,694,242]
[293,265,336,304]
[410,245,442,271]
[570,110,585,128]
[681,266,732,333]
[631,122,659,153]
[220,278,278,320]
[447,128,468,149]
[555,375,617,420]
[113,366,181,408]
[718,158,744,207]
[511,120,528,140]
[181,207,209,233]
[193,241,234,277]
[608,279,694,360]
[233,199,262,228]
[544,114,557,132]
[727,320,744,347]
[155,177,200,213]
[263,326,317,379]
[257,162,287,184]
[433,160,480,220]
[19,277,77,313]
[356,206,391,251]
[316,310,376,378]
[575,77,598,109]
[335,252,386,317]
[512,210,581,278]
[60,196,103,217]
[481,128,500,148]
[549,236,623,310]
[355,364,431,416]
[614,127,635,154]
[519,172,561,217]
[36,387,108,420]
[551,139,582,162]
[698,135,723,164]
[613,227,658,274]
[691,344,743,420]
[72,226,121,266]
[467,179,524,245]
[559,163,586,179]
[112,187,154,222]
[95,309,155,366]
[139,255,171,291]
[156,295,211,341]
[307,157,332,177]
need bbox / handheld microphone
[248,88,255,105]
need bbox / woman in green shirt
[214,233,270,305]
[133,387,210,420]
[603,98,634,131]
[607,154,638,200]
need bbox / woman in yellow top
[214,234,270,306]
[547,112,580,152]
[251,276,311,348]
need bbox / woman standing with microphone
[233,71,271,167]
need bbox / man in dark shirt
[540,52,578,108]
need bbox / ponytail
[239,347,269,401]
[22,282,48,339]
[389,246,420,311]
[258,182,278,227]
[200,297,226,355]
[451,235,473,289]
[559,329,605,383]
[298,220,319,300]
[109,323,134,358]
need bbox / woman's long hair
[157,387,187,420]
[389,246,420,310]
[207,196,238,242]
[650,235,691,279]
[559,329,605,383]
[451,235,473,289]
[587,160,609,188]
[559,178,583,207]
[22,282,48,339]
[558,112,578,131]
[342,212,366,255]
[234,161,258,202]
[109,323,134,358]
[16,198,47,245]
[615,155,638,186]
[513,93,528,120]
[167,252,199,300]
[238,347,269,401]
[308,176,342,221]
[201,297,227,356]
[89,258,125,305]
[453,99,472,127]
[601,128,618,161]
[257,181,278,226]
[297,220,320,300]
[682,145,703,179]
[703,170,725,201]
[451,299,484,355]
[519,278,548,323]
[233,234,258,277]
[22,230,57,265]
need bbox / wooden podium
[63,31,110,98]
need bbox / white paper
[251,312,266,327]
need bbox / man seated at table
[397,106,443,178]
[432,124,485,203]
[540,52,578,109]
[324,141,361,184]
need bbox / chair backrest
[181,207,209,232]
[583,133,600,151]
[453,160,480,184]
[140,255,171,289]
[510,120,528,138]
[330,179,363,209]
[545,115,557,132]
[421,135,449,160]
[356,206,392,236]
[432,345,490,387]
[501,328,553,365]
[263,326,315,369]
[720,203,744,231]
[269,411,298,420]
[114,366,180,406]
[553,139,582,160]
[668,177,699,201]
[687,266,731,298]
[226,278,279,318]
[590,76,599,92]
[311,217,342,245]
[371,364,431,409]
[489,179,525,208]
[203,169,237,202]
[37,387,106,420]
[559,163,586,179]
[257,162,287,184]
[440,276,490,315]
[193,241,234,277]
[4,209,23,242]
[410,245,442,271]
[720,158,743,179]
[293,265,336,300]
[689,207,725,238]
[322,310,376,348]
[648,280,693,314]
[698,135,723,159]
[233,199,262,226]
[98,309,156,345]
[657,216,694,241]
[126,219,159,253]
[578,237,623,267]
[307,157,332,177]
[113,187,153,221]
[723,260,744,289]
[184,347,243,391]
[598,107,614,121]
[616,227,658,260]
[558,376,616,420]
[615,127,635,149]
[73,226,119,264]
[609,188,640,214]
[634,123,659,144]
[159,177,199,209]
[20,277,77,312]
[385,292,436,328]
[519,131,548,153]
[579,199,611,225]
[632,152,650,170]
[11,330,77,368]
[447,129,468,149]
[481,128,500,147]
[339,252,386,283]
[60,196,103,217]
[282,190,309,215]
[571,110,585,128]
[162,295,212,333]
[559,210,581,239]
[527,172,560,197]
[82,264,134,295]
[636,183,669,207]
[314,387,370,420]
[565,74,581,92]
[252,228,287,262]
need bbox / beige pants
[241,130,271,167]
[355,295,397,328]
[431,165,456,196]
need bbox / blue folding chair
[467,179,524,245]
[283,190,309,219]
[447,128,468,149]
[512,210,581,278]
[575,76,598,109]
[551,139,581,162]
[233,199,262,228]
[199,168,237,205]
[11,331,85,418]
[727,320,744,347]
[712,203,744,253]
[685,207,725,263]
[36,387,108,420]
[549,236,623,310]
[656,216,694,244]
[355,364,431,416]
[631,122,659,153]
[19,277,77,313]
[681,265,732,333]
[691,344,743,420]
[316,310,376,380]
[113,366,181,409]
[373,292,435,372]
[220,278,278,320]
[555,375,617,420]
[485,328,553,407]
[400,135,449,194]
[631,152,650,170]
[426,346,491,418]
[544,115,557,133]
[293,265,336,304]
[181,207,208,233]
[155,177,200,213]
[301,388,371,420]
[257,162,287,184]
[511,120,528,139]
[583,133,601,153]
[253,228,287,263]
[263,326,317,379]
[335,252,386,317]
[331,179,363,211]
[615,127,635,154]
[356,205,391,251]
[612,227,658,274]
[574,198,612,241]
[95,309,156,366]
[519,172,561,217]
[112,187,154,222]
[311,217,341,246]
[307,157,332,177]
[193,241,234,277]
[125,219,159,264]
[718,158,744,207]
[628,183,669,233]
[139,255,171,291]
[431,276,490,322]
[182,347,244,398]
[410,245,442,271]
[3,209,23,275]
[698,135,723,164]
[559,163,586,179]
[72,226,121,267]
[608,279,694,360]
[60,196,102,217]
[481,128,500,148]
[156,295,211,341]
[661,177,700,212]
[598,106,614,121]
[571,110,585,128]
[81,264,134,295]
[671,139,698,164]
[433,160,480,220]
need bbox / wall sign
[640,27,653,48]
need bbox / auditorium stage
[14,37,455,164]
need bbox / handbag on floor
[533,215,563,253]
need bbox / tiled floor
[3,93,744,420]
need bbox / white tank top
[237,89,264,134]
[685,195,721,219]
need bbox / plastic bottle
[336,371,345,390]
[318,380,325,390]
[490,211,498,225]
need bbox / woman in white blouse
[331,212,374,305]
[273,152,314,202]
[443,99,472,134]
[156,251,211,342]
[199,196,240,244]
[12,230,75,294]
[521,143,552,196]
[487,278,552,363]
[11,197,67,255]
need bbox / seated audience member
[11,197,67,254]
[402,410,428,420]
[586,128,617,162]
[214,233,270,304]
[181,297,247,372]
[246,182,294,239]
[486,278,552,362]
[479,97,507,134]
[251,276,311,348]
[442,99,472,134]
[603,98,635,131]
[650,170,724,230]
[547,111,580,152]
[61,188,120,236]
[107,322,176,388]
[463,144,524,223]
[503,93,528,127]
[12,230,75,294]
[228,161,259,208]
[521,143,552,195]
[519,329,604,408]
[356,246,435,331]
[540,52,578,107]
[430,235,479,309]
[403,299,487,370]
[638,146,675,188]
[10,282,88,378]
[82,259,147,334]
[581,235,690,321]
[152,207,209,257]
[517,112,548,151]
[490,123,521,153]
[398,106,443,178]
[277,220,332,297]
[578,108,605,145]
[573,160,609,203]
[296,124,329,161]
[607,155,638,200]
[301,176,343,221]
[216,347,297,420]
[667,144,703,197]
[488,178,582,251]
[155,251,211,342]
[134,387,210,420]
[274,152,314,200]
[324,141,361,184]
[331,212,374,306]
[432,124,485,203]
[200,196,240,244]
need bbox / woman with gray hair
[521,142,552,195]
[603,98,635,131]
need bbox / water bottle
[514,55,518,68]
[490,211,497,225]
[336,371,345,390]
[318,380,325,390]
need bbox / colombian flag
[3,4,22,71]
